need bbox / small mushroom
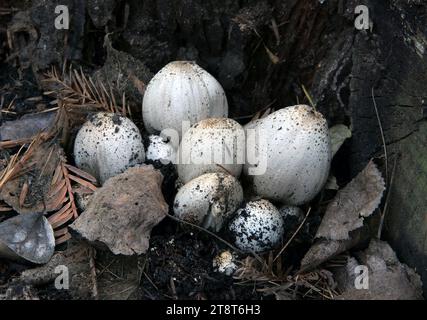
[213,250,237,276]
[177,118,245,183]
[74,112,145,184]
[173,172,243,232]
[244,105,331,205]
[229,199,284,253]
[279,205,304,224]
[146,134,176,164]
[142,61,228,137]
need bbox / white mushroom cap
[173,172,243,232]
[142,61,228,137]
[177,118,245,183]
[213,250,237,276]
[146,134,176,164]
[74,112,145,184]
[279,205,304,224]
[244,105,331,205]
[229,199,284,253]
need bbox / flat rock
[70,165,168,255]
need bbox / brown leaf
[300,161,385,271]
[19,181,29,207]
[70,165,168,255]
[316,161,385,241]
[64,164,97,184]
[67,174,97,192]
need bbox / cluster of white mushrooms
[74,61,331,265]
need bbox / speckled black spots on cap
[229,199,284,253]
[173,172,243,232]
[178,117,245,183]
[244,104,331,205]
[146,135,176,164]
[74,112,145,184]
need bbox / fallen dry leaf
[70,165,168,255]
[316,161,385,241]
[329,124,352,157]
[300,161,385,271]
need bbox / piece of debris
[0,212,55,264]
[70,165,168,255]
[334,239,423,300]
[0,111,56,141]
[213,250,238,276]
[300,161,386,271]
[94,36,153,108]
[0,139,97,244]
[0,285,39,300]
[0,141,62,214]
[16,241,93,299]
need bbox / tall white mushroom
[177,118,245,183]
[142,61,228,137]
[244,105,331,205]
[74,112,145,184]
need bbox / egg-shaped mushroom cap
[244,105,331,205]
[177,117,245,183]
[229,199,284,253]
[142,61,228,137]
[74,112,145,184]
[173,172,243,231]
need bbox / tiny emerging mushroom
[177,118,245,183]
[142,61,228,137]
[173,172,244,232]
[244,105,331,205]
[74,112,145,184]
[229,199,284,253]
[279,205,304,224]
[213,250,238,276]
[146,134,177,164]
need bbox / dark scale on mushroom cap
[111,114,123,125]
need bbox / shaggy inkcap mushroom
[74,112,145,184]
[229,199,284,253]
[142,61,228,137]
[173,172,244,232]
[177,118,245,183]
[244,105,331,205]
[146,134,176,164]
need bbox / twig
[274,207,311,262]
[377,156,398,238]
[371,87,388,183]
[88,246,99,300]
[301,85,316,110]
